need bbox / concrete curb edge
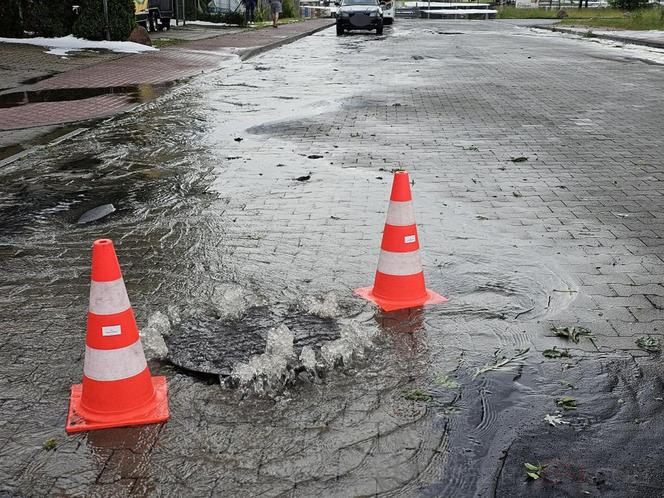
[239,20,335,60]
[532,24,664,50]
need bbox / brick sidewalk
[0,19,333,132]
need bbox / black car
[335,0,383,36]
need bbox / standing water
[1,20,663,498]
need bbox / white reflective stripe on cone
[385,201,416,227]
[84,340,147,381]
[377,249,423,276]
[89,278,131,315]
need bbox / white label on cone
[102,325,122,337]
[84,340,148,381]
[404,235,416,243]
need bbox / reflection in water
[0,83,175,109]
[87,425,162,493]
[376,306,426,335]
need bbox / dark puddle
[0,83,175,109]
[415,354,664,497]
[166,305,341,377]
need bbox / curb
[0,127,88,168]
[239,21,335,60]
[533,24,664,50]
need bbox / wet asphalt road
[2,19,664,497]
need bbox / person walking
[244,0,256,24]
[270,0,282,27]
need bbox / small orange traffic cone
[66,239,169,433]
[355,170,447,312]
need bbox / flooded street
[2,19,664,497]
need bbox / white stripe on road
[84,340,147,381]
[385,201,416,227]
[377,249,423,276]
[89,278,131,315]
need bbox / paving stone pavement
[1,19,664,497]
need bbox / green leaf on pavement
[434,375,460,389]
[636,336,661,353]
[555,396,578,410]
[473,348,530,379]
[543,346,571,359]
[524,462,547,480]
[42,438,58,451]
[404,388,433,403]
[551,325,592,343]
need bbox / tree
[73,0,136,41]
[0,0,24,37]
[608,0,648,9]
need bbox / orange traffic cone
[355,170,447,312]
[66,239,169,433]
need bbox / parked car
[335,0,384,35]
[382,0,394,24]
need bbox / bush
[198,11,247,26]
[282,0,297,18]
[254,3,269,22]
[0,0,24,37]
[608,0,647,10]
[24,0,77,37]
[73,0,136,40]
[184,0,209,19]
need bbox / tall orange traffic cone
[66,239,169,433]
[355,170,447,312]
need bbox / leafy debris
[555,396,578,411]
[542,346,571,359]
[636,336,661,353]
[551,326,592,343]
[511,156,528,163]
[294,174,311,182]
[404,388,433,402]
[560,380,576,390]
[43,438,58,451]
[473,348,529,379]
[434,375,460,389]
[524,462,547,480]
